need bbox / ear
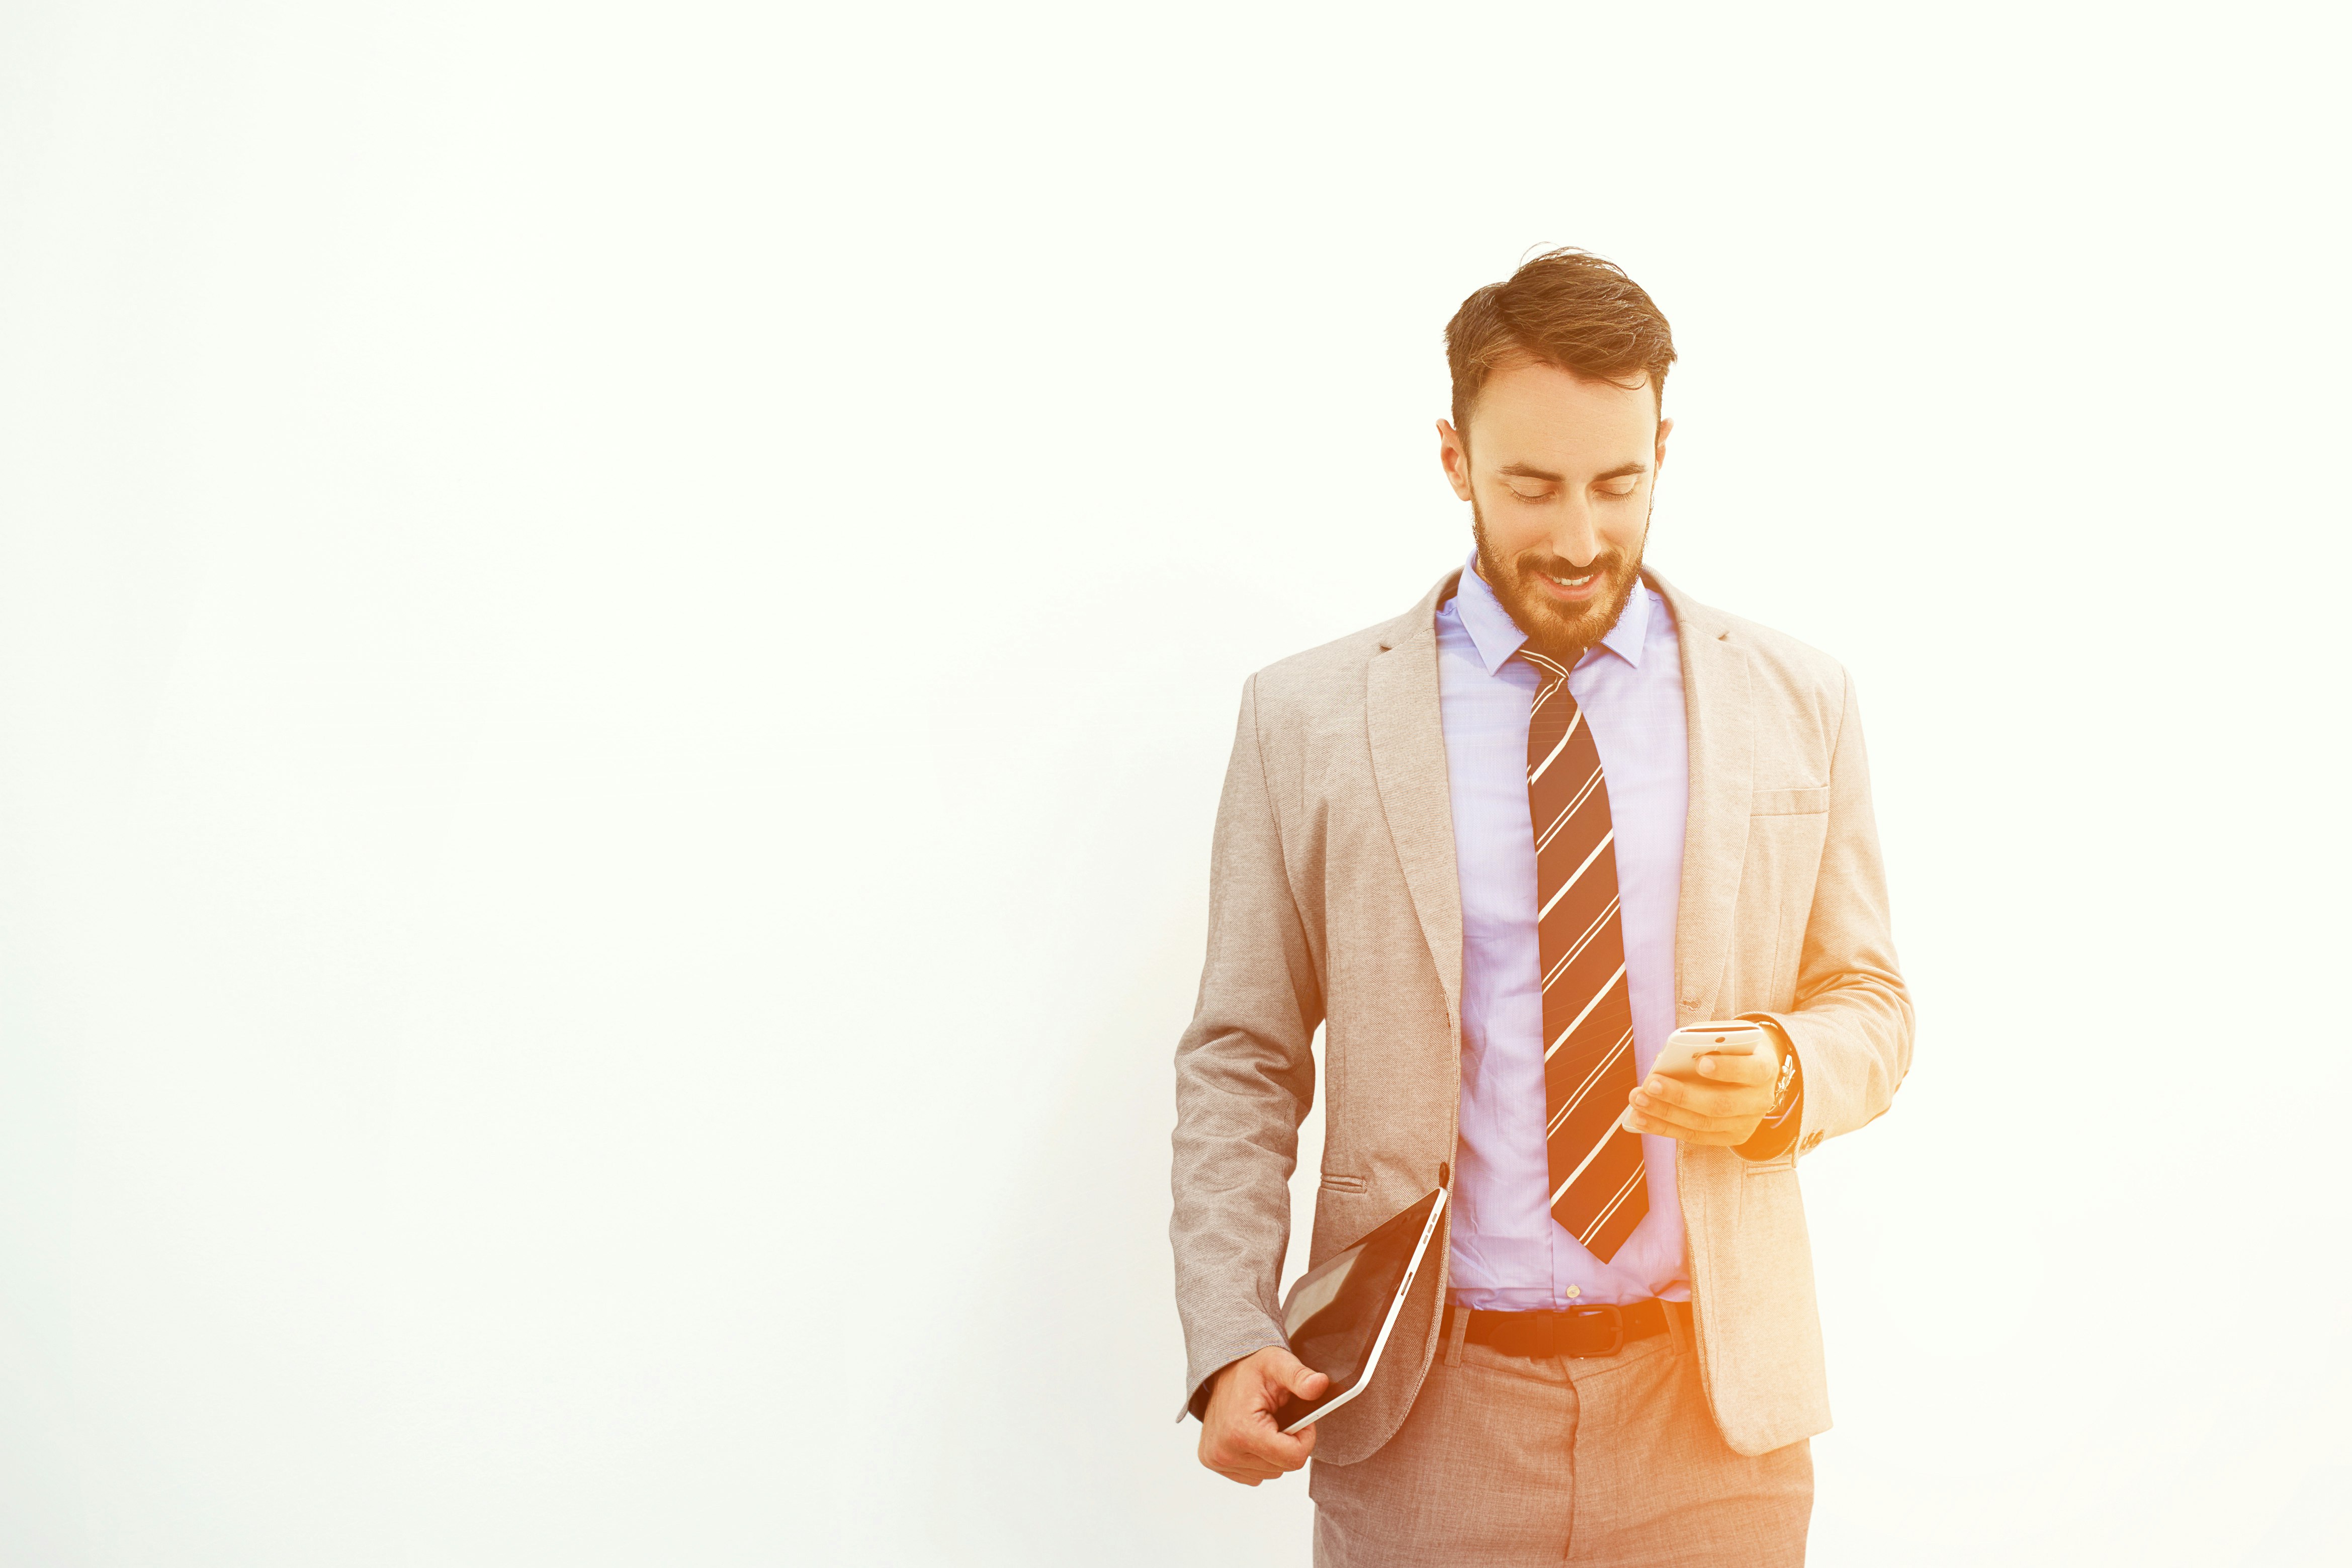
[1653,416,1674,471]
[1437,420,1474,501]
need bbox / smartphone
[1617,1020,1773,1131]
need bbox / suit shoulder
[1653,573,1863,745]
[1674,596,1854,735]
[1677,595,1845,693]
[1720,611,1845,684]
[1244,606,1416,720]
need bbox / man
[1170,249,1912,1565]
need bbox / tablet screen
[1272,1187,1443,1427]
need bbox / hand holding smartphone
[1618,1020,1774,1133]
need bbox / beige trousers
[1308,1322,1812,1566]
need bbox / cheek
[1600,499,1649,550]
[1474,496,1549,557]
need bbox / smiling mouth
[1545,571,1596,589]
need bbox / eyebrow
[1496,461,1650,483]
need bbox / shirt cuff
[1733,1017,1804,1163]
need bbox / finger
[1202,1444,1280,1482]
[1694,1051,1775,1085]
[1213,1448,1286,1477]
[1638,1075,1767,1118]
[1228,1412,1317,1470]
[1642,1071,1758,1108]
[1203,1433,1291,1479]
[1622,1111,1746,1145]
[1627,1100,1759,1133]
[1646,1100,1759,1133]
[1242,1422,1317,1470]
[1630,1097,1753,1135]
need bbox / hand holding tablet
[1196,1182,1450,1485]
[1195,1345,1329,1486]
[1270,1184,1449,1435]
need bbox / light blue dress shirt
[1438,557,1691,1309]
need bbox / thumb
[1266,1348,1329,1399]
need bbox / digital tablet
[1271,1184,1449,1434]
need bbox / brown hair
[1445,248,1677,438]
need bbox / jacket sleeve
[1170,675,1326,1419]
[1746,668,1913,1156]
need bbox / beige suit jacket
[1170,566,1913,1461]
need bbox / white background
[2,3,2346,1563]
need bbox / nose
[1548,495,1601,570]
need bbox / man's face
[1437,360,1671,661]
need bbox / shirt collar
[1449,551,1652,676]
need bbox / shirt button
[1564,1286,1582,1299]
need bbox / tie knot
[1518,648,1575,689]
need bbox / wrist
[1733,1019,1804,1161]
[1763,1037,1798,1118]
[1198,1344,1280,1417]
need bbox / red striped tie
[1521,649,1647,1262]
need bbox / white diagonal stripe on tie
[1541,895,1621,992]
[1546,1025,1634,1137]
[1535,766,1605,854]
[1549,1123,1628,1207]
[1542,962,1626,1060]
[1575,1160,1647,1246]
[1527,707,1585,785]
[1536,829,1615,922]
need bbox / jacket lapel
[1650,571,1755,1020]
[1366,572,1465,1026]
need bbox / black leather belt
[1442,1298,1690,1359]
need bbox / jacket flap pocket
[1750,786,1829,816]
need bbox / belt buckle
[1562,1303,1624,1357]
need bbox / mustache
[1513,549,1625,584]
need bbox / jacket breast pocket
[1750,786,1830,816]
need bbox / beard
[1471,497,1650,664]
